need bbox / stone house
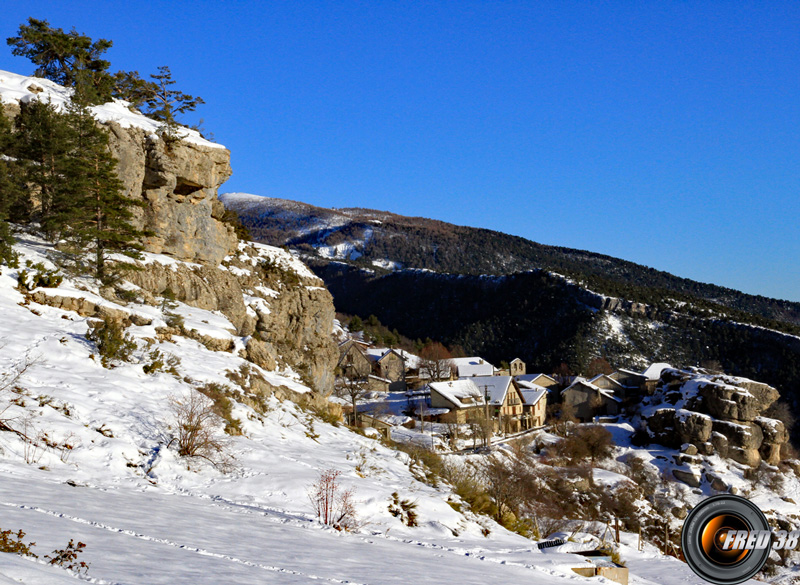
[562,377,621,421]
[610,369,649,398]
[429,379,487,424]
[471,375,526,433]
[518,382,548,429]
[337,340,373,379]
[365,348,406,391]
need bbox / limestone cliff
[0,71,338,396]
[106,124,237,265]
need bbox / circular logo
[681,495,771,585]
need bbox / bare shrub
[307,469,358,531]
[168,391,231,470]
[45,539,89,575]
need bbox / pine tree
[7,18,113,104]
[145,66,205,140]
[62,102,146,281]
[12,99,75,239]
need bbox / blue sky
[2,1,798,300]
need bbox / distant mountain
[220,193,800,328]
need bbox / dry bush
[168,391,231,470]
[307,469,359,531]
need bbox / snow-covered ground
[0,69,221,149]
[0,234,765,584]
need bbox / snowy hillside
[0,233,727,585]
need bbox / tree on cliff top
[7,18,113,105]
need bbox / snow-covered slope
[0,235,720,584]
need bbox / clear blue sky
[2,1,799,301]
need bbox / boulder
[675,411,713,444]
[712,420,763,450]
[698,379,778,422]
[673,468,702,487]
[728,447,761,467]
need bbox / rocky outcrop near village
[108,126,338,395]
[641,368,789,487]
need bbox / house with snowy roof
[429,379,487,424]
[364,348,406,390]
[337,340,373,379]
[516,381,549,429]
[469,375,526,433]
[562,377,621,421]
[451,356,496,378]
[515,373,559,390]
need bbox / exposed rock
[105,123,237,265]
[710,432,729,458]
[123,242,338,395]
[30,290,152,326]
[643,370,787,468]
[707,473,728,492]
[675,411,713,444]
[712,420,763,450]
[728,447,761,467]
[681,444,698,456]
[671,506,688,520]
[673,468,702,487]
[698,378,778,422]
[124,262,253,334]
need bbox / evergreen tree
[7,18,113,104]
[145,66,205,138]
[12,99,75,238]
[111,70,158,110]
[63,102,146,281]
[0,106,29,223]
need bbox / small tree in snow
[168,390,230,470]
[334,375,369,427]
[307,469,358,531]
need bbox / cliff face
[124,242,337,395]
[0,71,338,396]
[106,123,237,265]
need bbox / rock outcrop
[106,124,237,265]
[643,368,787,469]
[124,242,338,395]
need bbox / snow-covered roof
[429,379,486,409]
[599,389,622,403]
[588,374,624,388]
[515,373,558,386]
[463,376,514,406]
[642,362,672,381]
[519,387,547,407]
[0,69,223,149]
[364,347,404,364]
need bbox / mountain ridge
[220,192,800,327]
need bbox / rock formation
[642,368,788,471]
[106,124,237,265]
